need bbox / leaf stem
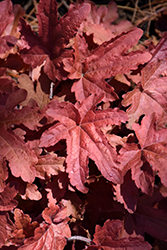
[67,236,95,245]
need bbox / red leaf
[117,143,155,196]
[17,74,50,110]
[133,113,167,187]
[35,153,65,180]
[18,205,71,250]
[0,127,37,183]
[113,171,139,213]
[0,183,18,211]
[93,219,151,250]
[0,0,14,36]
[80,0,133,45]
[131,203,167,241]
[122,33,167,129]
[19,0,90,81]
[10,209,39,245]
[63,29,151,102]
[21,184,42,201]
[0,159,8,192]
[40,94,128,193]
[0,212,14,248]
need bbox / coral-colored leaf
[93,219,151,250]
[80,0,133,45]
[21,183,42,201]
[63,29,151,102]
[0,127,37,183]
[19,0,90,81]
[122,33,167,129]
[35,153,65,179]
[18,205,71,250]
[40,94,127,193]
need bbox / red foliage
[1,0,167,249]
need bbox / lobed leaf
[19,0,90,81]
[64,28,151,102]
[40,94,128,193]
[122,33,167,129]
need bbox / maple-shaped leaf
[18,205,71,250]
[39,94,128,193]
[122,33,167,129]
[18,0,90,81]
[80,0,133,45]
[92,219,151,250]
[132,113,167,187]
[63,28,151,103]
[117,113,167,201]
[117,143,155,196]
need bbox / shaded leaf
[19,0,90,81]
[10,208,39,245]
[113,171,139,213]
[0,158,8,192]
[130,203,167,241]
[133,113,167,187]
[117,143,155,196]
[0,183,18,211]
[93,219,151,250]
